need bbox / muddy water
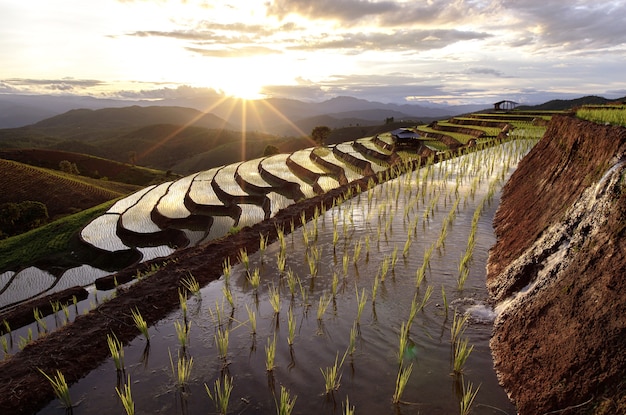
[37,141,533,415]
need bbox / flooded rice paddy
[29,140,535,415]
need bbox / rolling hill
[0,158,141,220]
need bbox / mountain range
[0,93,487,132]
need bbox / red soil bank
[487,115,626,414]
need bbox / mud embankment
[487,115,626,414]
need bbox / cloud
[266,0,398,22]
[466,67,509,77]
[186,45,282,57]
[502,1,626,52]
[0,78,106,93]
[289,29,492,52]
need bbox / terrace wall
[487,115,626,414]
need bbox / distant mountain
[517,95,626,111]
[0,93,485,132]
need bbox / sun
[219,77,267,100]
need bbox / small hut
[493,100,519,111]
[391,128,421,148]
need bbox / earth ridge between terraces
[486,115,626,414]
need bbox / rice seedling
[306,245,322,276]
[33,307,47,334]
[391,245,399,271]
[450,312,469,346]
[259,232,268,254]
[332,224,340,248]
[347,322,358,355]
[371,274,380,304]
[331,272,339,298]
[436,219,449,249]
[402,236,412,258]
[287,307,296,346]
[179,289,188,325]
[107,332,125,372]
[248,267,261,291]
[342,250,350,276]
[452,338,474,375]
[380,257,390,282]
[317,292,332,321]
[392,362,414,405]
[275,385,297,415]
[116,374,135,415]
[459,379,480,415]
[39,369,72,409]
[265,334,276,371]
[1,336,9,358]
[285,268,297,297]
[215,327,229,361]
[2,319,10,335]
[238,248,250,271]
[17,329,32,350]
[205,374,234,415]
[298,277,310,309]
[407,293,419,331]
[131,307,150,343]
[175,320,191,350]
[343,396,355,415]
[419,285,434,311]
[268,283,281,314]
[245,304,257,335]
[169,349,194,389]
[277,251,287,274]
[394,320,411,362]
[50,300,61,327]
[415,264,426,288]
[209,299,227,327]
[321,352,346,394]
[457,266,470,290]
[222,284,235,308]
[355,287,367,324]
[180,273,200,295]
[442,285,449,317]
[222,258,232,284]
[353,239,362,264]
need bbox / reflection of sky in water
[0,267,55,308]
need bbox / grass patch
[0,199,116,271]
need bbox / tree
[0,201,48,237]
[311,126,331,147]
[263,145,280,157]
[59,160,80,175]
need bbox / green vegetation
[0,200,114,271]
[39,369,72,409]
[116,375,135,415]
[205,374,234,415]
[577,106,626,126]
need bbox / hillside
[487,115,626,414]
[517,95,626,111]
[0,159,141,220]
[0,148,174,186]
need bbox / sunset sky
[1,0,625,105]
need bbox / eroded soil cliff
[487,115,626,414]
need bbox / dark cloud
[503,1,626,52]
[466,67,509,77]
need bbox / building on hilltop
[493,100,519,111]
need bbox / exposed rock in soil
[487,115,626,414]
